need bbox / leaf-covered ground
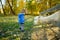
[0,15,60,40]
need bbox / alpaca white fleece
[34,11,60,25]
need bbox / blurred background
[0,0,60,16]
[0,0,60,40]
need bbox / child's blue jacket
[18,13,24,24]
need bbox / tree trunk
[7,0,15,15]
[0,0,6,15]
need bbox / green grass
[0,15,34,40]
[0,15,60,40]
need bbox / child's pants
[20,24,24,30]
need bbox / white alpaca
[34,11,60,26]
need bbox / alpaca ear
[33,16,38,25]
[34,19,38,25]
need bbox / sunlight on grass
[0,15,60,40]
[0,15,34,40]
